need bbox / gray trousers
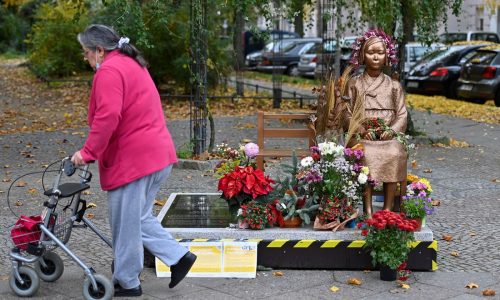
[108,165,188,289]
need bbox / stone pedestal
[150,193,437,271]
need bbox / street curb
[174,158,221,171]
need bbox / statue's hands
[380,131,393,140]
[363,131,374,140]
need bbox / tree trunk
[294,10,304,37]
[233,7,245,96]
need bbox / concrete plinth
[149,193,437,271]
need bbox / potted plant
[270,152,319,227]
[359,210,418,281]
[237,200,272,230]
[401,195,434,230]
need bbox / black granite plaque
[159,194,232,228]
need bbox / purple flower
[244,143,259,158]
[344,148,353,157]
[354,149,364,160]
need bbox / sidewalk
[1,107,499,297]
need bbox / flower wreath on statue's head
[349,28,398,68]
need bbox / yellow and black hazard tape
[147,239,437,271]
[256,239,437,271]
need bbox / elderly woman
[72,24,196,297]
[342,29,408,218]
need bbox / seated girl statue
[337,29,408,218]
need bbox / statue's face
[364,41,386,71]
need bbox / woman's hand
[380,131,393,140]
[71,150,86,166]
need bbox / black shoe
[169,252,197,288]
[114,284,142,297]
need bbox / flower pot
[282,216,302,228]
[345,219,357,228]
[411,218,423,231]
[379,265,397,281]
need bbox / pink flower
[244,142,259,158]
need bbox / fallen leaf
[86,213,94,219]
[27,188,37,194]
[431,200,441,206]
[469,232,477,237]
[86,202,97,208]
[423,168,432,173]
[411,160,417,169]
[0,275,8,281]
[442,234,453,241]
[15,200,23,206]
[483,289,496,296]
[329,286,340,292]
[492,178,500,183]
[241,138,253,143]
[450,251,460,257]
[27,160,35,164]
[4,165,10,168]
[186,175,192,179]
[465,282,479,289]
[16,181,27,187]
[154,200,166,206]
[436,157,445,161]
[399,283,410,289]
[347,277,362,285]
[82,190,91,195]
[272,271,284,277]
[2,178,12,182]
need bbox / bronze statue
[322,29,408,218]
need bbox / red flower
[218,166,275,200]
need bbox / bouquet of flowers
[297,141,374,230]
[217,143,275,221]
[359,210,418,272]
[298,141,372,208]
[214,142,260,178]
[237,200,272,230]
[357,117,414,154]
[406,174,433,197]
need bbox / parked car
[439,31,500,44]
[456,44,500,106]
[257,38,322,76]
[298,43,321,77]
[314,39,352,80]
[405,42,493,98]
[243,30,299,56]
[403,42,444,77]
[246,39,303,69]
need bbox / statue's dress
[344,72,408,182]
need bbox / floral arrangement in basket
[217,142,275,221]
[297,141,374,231]
[356,117,414,154]
[359,210,418,273]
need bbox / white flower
[361,166,369,174]
[332,144,344,157]
[318,142,334,155]
[237,208,243,216]
[300,156,314,167]
[358,173,368,184]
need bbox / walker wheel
[9,265,40,297]
[35,251,64,282]
[82,273,114,300]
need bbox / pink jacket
[80,50,177,190]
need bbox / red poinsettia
[218,166,275,201]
